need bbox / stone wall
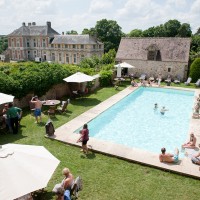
[13,83,70,108]
[0,78,100,111]
[122,60,188,81]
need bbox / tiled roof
[116,37,191,62]
[8,25,59,37]
[51,35,103,45]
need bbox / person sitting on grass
[159,147,179,163]
[182,132,196,149]
[131,79,138,87]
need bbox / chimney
[22,22,26,26]
[28,22,31,26]
[62,32,64,35]
[32,22,36,26]
[46,21,51,28]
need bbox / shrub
[99,70,113,87]
[189,58,200,82]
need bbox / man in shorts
[31,96,43,123]
[159,147,179,163]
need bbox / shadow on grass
[0,128,27,145]
[80,151,96,159]
[32,189,54,200]
[71,98,101,107]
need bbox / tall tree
[164,19,181,37]
[142,27,155,37]
[81,28,96,36]
[177,23,192,37]
[195,27,200,35]
[128,29,143,37]
[66,30,78,35]
[95,19,123,52]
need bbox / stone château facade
[7,22,104,64]
[116,37,191,80]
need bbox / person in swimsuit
[31,96,43,123]
[159,147,179,163]
[160,106,168,115]
[77,123,89,154]
[191,152,200,165]
[154,103,158,110]
[182,132,196,149]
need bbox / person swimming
[160,106,168,115]
[154,103,158,110]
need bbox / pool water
[77,87,195,154]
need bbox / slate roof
[8,24,59,37]
[116,37,191,62]
[51,35,103,45]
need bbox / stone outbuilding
[116,37,191,81]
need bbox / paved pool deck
[49,85,200,179]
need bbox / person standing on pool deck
[159,147,179,163]
[31,96,43,123]
[77,124,89,154]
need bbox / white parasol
[0,93,15,105]
[63,72,94,83]
[0,144,60,200]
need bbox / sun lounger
[184,77,192,85]
[195,79,200,87]
[139,74,146,80]
[174,75,181,84]
[165,75,171,83]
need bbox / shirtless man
[159,147,179,163]
[31,96,43,123]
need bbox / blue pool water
[76,87,195,154]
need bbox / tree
[0,36,8,54]
[164,19,181,37]
[81,28,96,36]
[195,27,200,35]
[189,58,200,82]
[66,30,78,35]
[95,19,123,52]
[128,29,143,37]
[153,25,166,37]
[177,23,192,37]
[142,27,156,37]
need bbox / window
[16,39,20,47]
[43,39,46,47]
[59,53,62,62]
[27,51,30,59]
[27,39,30,47]
[147,45,162,61]
[93,45,96,49]
[33,39,37,47]
[51,53,55,61]
[34,51,37,58]
[11,39,14,47]
[81,45,84,49]
[73,54,77,63]
[65,44,68,49]
[168,68,171,73]
[81,55,84,61]
[99,45,101,49]
[51,44,54,48]
[58,44,61,48]
[73,45,76,49]
[66,54,69,63]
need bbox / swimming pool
[76,87,195,154]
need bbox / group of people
[2,102,22,134]
[154,103,169,115]
[159,132,200,166]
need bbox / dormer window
[147,44,161,61]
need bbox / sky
[0,0,199,35]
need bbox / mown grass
[1,82,200,200]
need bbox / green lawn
[1,82,200,200]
